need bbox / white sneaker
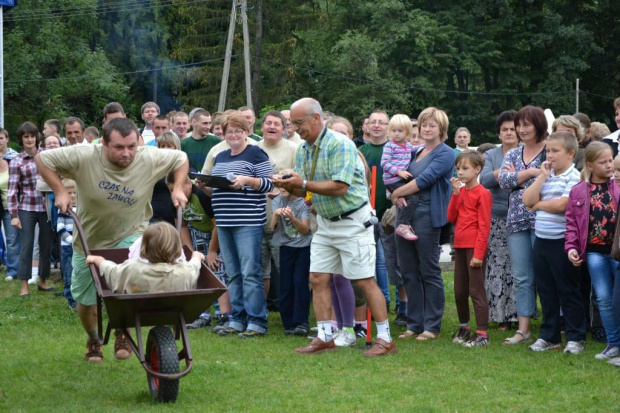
[564,340,585,355]
[595,345,620,360]
[334,330,356,347]
[28,274,39,285]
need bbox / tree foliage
[1,0,619,143]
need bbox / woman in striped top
[210,112,274,338]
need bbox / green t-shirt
[249,133,262,142]
[40,145,187,254]
[181,134,221,172]
[183,192,214,233]
[359,141,390,220]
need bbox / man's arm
[35,154,71,213]
[272,172,348,197]
[170,159,190,208]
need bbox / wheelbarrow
[70,209,227,403]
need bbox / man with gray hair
[273,97,396,357]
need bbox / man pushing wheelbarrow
[35,117,189,362]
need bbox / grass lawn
[0,269,618,412]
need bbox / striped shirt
[57,206,76,246]
[211,145,274,227]
[535,164,580,239]
[381,140,415,186]
[294,127,368,218]
[8,150,45,217]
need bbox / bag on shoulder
[381,206,396,235]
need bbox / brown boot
[114,330,133,360]
[85,339,103,363]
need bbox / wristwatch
[301,180,307,191]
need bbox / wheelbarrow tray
[90,246,226,330]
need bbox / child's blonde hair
[388,114,412,139]
[62,178,76,189]
[157,131,181,150]
[140,222,182,264]
[581,141,614,182]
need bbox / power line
[3,0,215,22]
[4,55,237,84]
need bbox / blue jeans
[61,245,76,307]
[2,210,20,278]
[507,229,536,317]
[375,236,390,306]
[587,252,620,346]
[218,225,267,333]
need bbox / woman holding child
[392,107,455,341]
[210,112,274,338]
[498,106,547,345]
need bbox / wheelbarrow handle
[176,205,182,234]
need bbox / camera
[282,174,292,180]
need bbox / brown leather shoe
[114,330,133,360]
[363,338,398,357]
[85,339,103,363]
[294,337,336,354]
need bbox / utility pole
[240,0,252,108]
[218,0,253,111]
[575,78,579,114]
[218,0,238,112]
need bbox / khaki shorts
[71,233,142,306]
[310,205,376,280]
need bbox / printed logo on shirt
[99,180,136,206]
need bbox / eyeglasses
[291,115,313,126]
[369,121,388,126]
[225,129,246,137]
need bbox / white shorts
[310,204,376,280]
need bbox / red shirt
[447,184,492,260]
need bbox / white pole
[575,78,579,114]
[218,0,237,112]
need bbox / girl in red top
[447,152,492,347]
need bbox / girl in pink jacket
[565,141,620,361]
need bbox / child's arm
[447,178,462,224]
[86,255,106,267]
[564,191,583,266]
[206,222,224,271]
[529,197,569,213]
[522,161,551,208]
[381,144,412,180]
[270,208,283,232]
[472,189,492,267]
[191,251,205,262]
[281,206,310,235]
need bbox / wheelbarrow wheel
[145,325,179,403]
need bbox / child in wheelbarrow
[86,222,204,294]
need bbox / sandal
[502,330,532,345]
[416,331,440,341]
[398,330,420,339]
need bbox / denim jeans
[507,229,537,317]
[587,252,620,346]
[2,210,20,278]
[218,225,267,333]
[61,245,76,307]
[17,210,51,281]
[375,235,390,306]
[395,209,444,333]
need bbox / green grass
[0,270,618,412]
